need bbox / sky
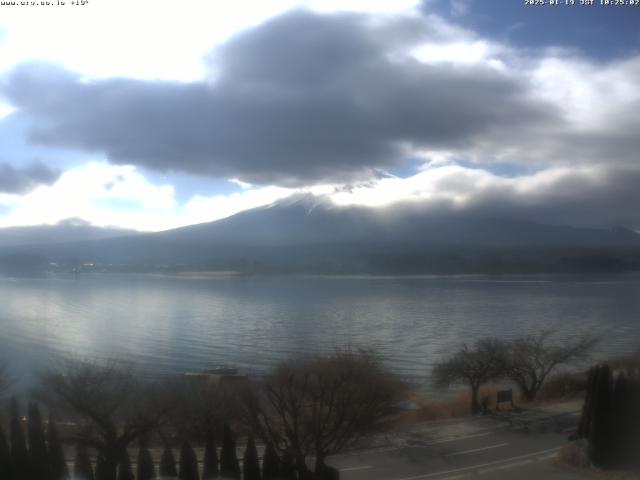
[0,0,638,232]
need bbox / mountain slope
[1,196,639,274]
[155,194,640,249]
[0,218,139,248]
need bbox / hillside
[1,196,639,275]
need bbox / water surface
[1,273,639,390]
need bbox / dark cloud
[0,160,60,194]
[0,10,559,186]
[464,165,640,230]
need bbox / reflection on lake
[1,273,639,390]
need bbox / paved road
[328,406,587,480]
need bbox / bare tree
[242,349,406,477]
[39,360,170,480]
[433,338,507,414]
[504,331,597,401]
[160,376,239,443]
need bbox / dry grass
[597,473,640,480]
[535,371,588,403]
[555,442,640,480]
[395,384,517,423]
[557,443,591,470]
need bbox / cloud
[0,161,310,231]
[1,10,560,187]
[0,162,177,230]
[0,160,60,194]
[330,162,640,230]
[449,0,471,17]
[0,7,638,233]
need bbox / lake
[1,273,639,391]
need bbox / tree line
[433,331,597,413]
[0,402,296,480]
[577,363,640,470]
[0,349,405,480]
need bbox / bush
[536,372,588,402]
[557,443,590,469]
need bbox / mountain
[0,218,139,247]
[1,196,639,275]
[157,194,640,249]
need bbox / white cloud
[0,161,324,231]
[0,162,177,230]
[0,0,421,82]
[0,102,15,120]
[329,162,602,210]
[1,2,638,232]
[532,55,640,131]
[305,0,419,13]
[412,40,496,65]
[0,159,636,231]
[180,187,295,228]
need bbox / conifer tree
[611,373,632,466]
[578,366,598,438]
[261,443,279,480]
[137,437,156,480]
[202,430,219,479]
[74,443,95,480]
[632,371,640,469]
[117,450,135,480]
[279,451,296,480]
[179,440,199,480]
[160,446,178,479]
[220,424,240,479]
[95,453,108,480]
[0,424,11,480]
[588,364,612,467]
[10,398,31,480]
[47,413,70,480]
[242,437,261,480]
[28,402,50,480]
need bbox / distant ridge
[1,195,639,275]
[0,218,139,247]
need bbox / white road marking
[425,432,493,445]
[339,465,373,472]
[392,446,561,480]
[332,428,501,459]
[478,459,532,473]
[445,442,508,457]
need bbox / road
[328,404,588,480]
